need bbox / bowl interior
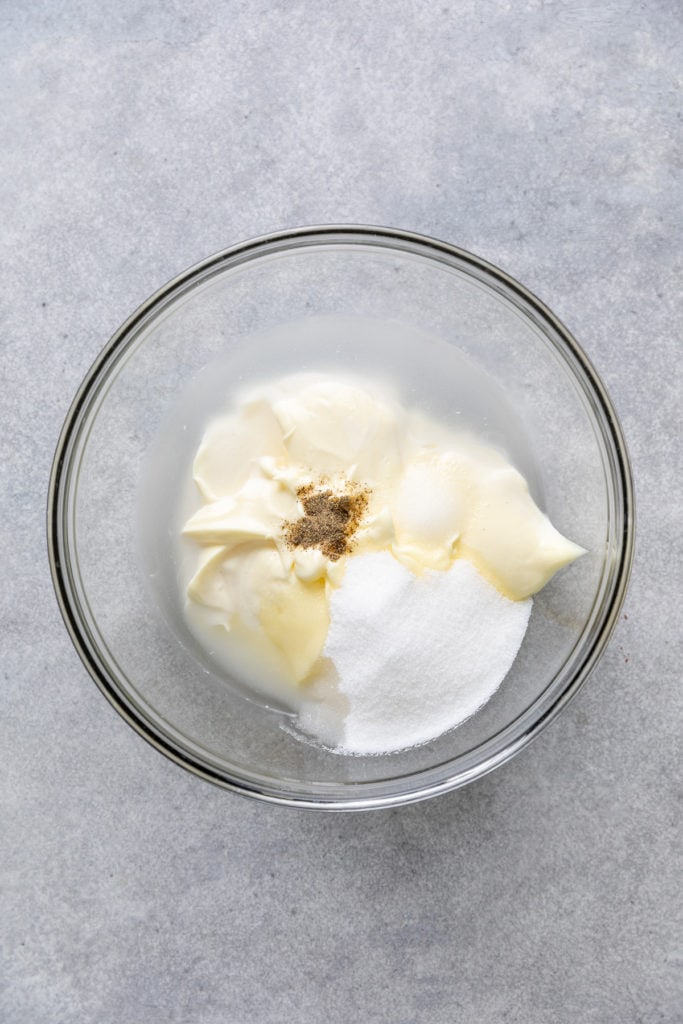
[53,230,630,805]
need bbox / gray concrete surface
[2,2,681,1022]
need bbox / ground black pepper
[283,483,369,561]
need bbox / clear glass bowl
[48,226,634,809]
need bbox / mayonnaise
[181,373,584,688]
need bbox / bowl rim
[47,224,635,810]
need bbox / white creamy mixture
[180,372,584,753]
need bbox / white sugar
[298,552,531,754]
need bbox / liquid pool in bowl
[48,226,634,808]
[138,315,545,708]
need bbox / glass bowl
[48,226,634,809]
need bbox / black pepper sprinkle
[283,483,370,561]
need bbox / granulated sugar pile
[298,552,532,755]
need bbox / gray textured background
[2,2,682,1022]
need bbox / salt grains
[298,552,532,755]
